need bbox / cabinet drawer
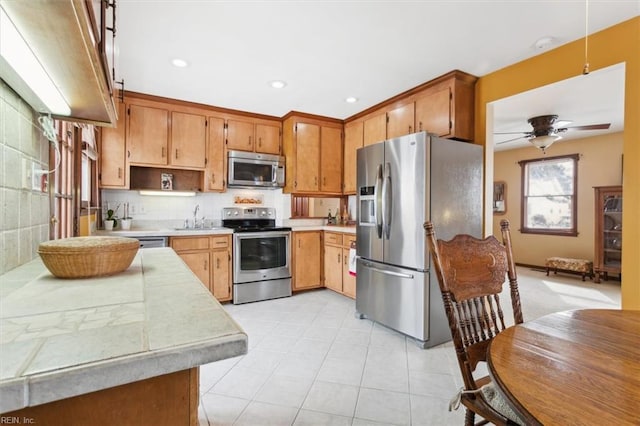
[170,236,210,251]
[324,232,343,246]
[210,236,229,248]
[343,234,356,248]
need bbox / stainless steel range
[222,207,291,304]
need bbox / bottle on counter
[327,209,334,225]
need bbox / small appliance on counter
[222,207,291,304]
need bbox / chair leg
[464,409,475,426]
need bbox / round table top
[488,309,640,426]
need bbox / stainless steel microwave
[227,150,285,189]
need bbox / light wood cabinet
[227,119,281,155]
[171,111,207,168]
[594,186,622,283]
[320,126,343,193]
[127,103,207,169]
[127,104,169,166]
[364,112,386,146]
[343,121,363,194]
[386,103,415,139]
[282,115,344,195]
[323,231,356,299]
[170,235,232,302]
[100,101,128,188]
[205,116,225,192]
[292,231,322,290]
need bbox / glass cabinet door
[594,186,622,283]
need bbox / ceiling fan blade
[560,123,611,132]
[496,136,528,145]
[493,131,530,135]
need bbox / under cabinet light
[139,190,196,197]
[0,7,71,115]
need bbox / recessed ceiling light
[269,80,287,89]
[171,58,188,68]
[346,97,358,103]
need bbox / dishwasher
[133,236,168,249]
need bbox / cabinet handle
[298,239,301,249]
[204,260,208,271]
[248,136,252,146]
[118,167,122,178]
[127,150,130,158]
[314,177,317,186]
[211,172,215,184]
[161,147,166,158]
[175,149,179,159]
[216,258,220,269]
[419,122,423,132]
[344,255,348,266]
[408,125,412,133]
[338,253,341,263]
[323,177,326,185]
[258,137,262,147]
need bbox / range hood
[0,0,117,126]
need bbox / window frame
[519,153,579,237]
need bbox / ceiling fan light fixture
[529,134,561,150]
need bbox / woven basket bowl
[38,236,140,279]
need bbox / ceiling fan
[495,114,611,151]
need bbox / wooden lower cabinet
[292,231,322,290]
[171,235,232,302]
[3,368,199,426]
[323,231,356,299]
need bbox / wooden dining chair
[425,219,524,426]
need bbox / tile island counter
[0,248,247,425]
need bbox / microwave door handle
[375,164,383,238]
[382,162,392,239]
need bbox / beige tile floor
[198,267,621,426]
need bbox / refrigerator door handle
[361,261,414,279]
[375,164,383,238]
[382,162,392,239]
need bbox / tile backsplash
[1,80,50,274]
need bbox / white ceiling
[117,1,638,138]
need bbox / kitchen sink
[173,227,225,231]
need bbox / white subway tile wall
[1,80,50,274]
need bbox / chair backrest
[425,219,523,391]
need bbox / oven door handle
[235,231,291,239]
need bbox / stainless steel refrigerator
[356,131,483,348]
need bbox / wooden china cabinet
[593,185,622,283]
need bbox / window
[520,154,579,236]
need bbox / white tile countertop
[0,248,247,413]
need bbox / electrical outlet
[32,163,43,191]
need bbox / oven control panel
[223,207,275,219]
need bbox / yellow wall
[476,17,639,309]
[493,133,623,265]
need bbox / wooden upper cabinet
[320,126,342,193]
[205,116,225,192]
[226,119,255,152]
[387,103,415,139]
[295,122,321,192]
[363,112,386,146]
[127,104,169,166]
[100,101,128,188]
[343,121,363,194]
[255,123,281,154]
[415,86,451,137]
[171,111,207,168]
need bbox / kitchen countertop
[0,248,247,413]
[95,225,355,236]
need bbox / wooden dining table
[487,309,640,426]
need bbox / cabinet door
[212,248,232,301]
[255,123,281,154]
[206,116,225,191]
[127,104,169,165]
[171,111,206,168]
[386,103,415,139]
[324,244,343,292]
[415,86,451,137]
[320,126,342,193]
[177,251,211,289]
[343,121,363,194]
[293,232,322,290]
[295,123,320,192]
[363,112,386,146]
[100,102,127,188]
[227,119,254,152]
[342,247,356,298]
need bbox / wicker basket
[38,236,140,279]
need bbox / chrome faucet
[193,204,200,228]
